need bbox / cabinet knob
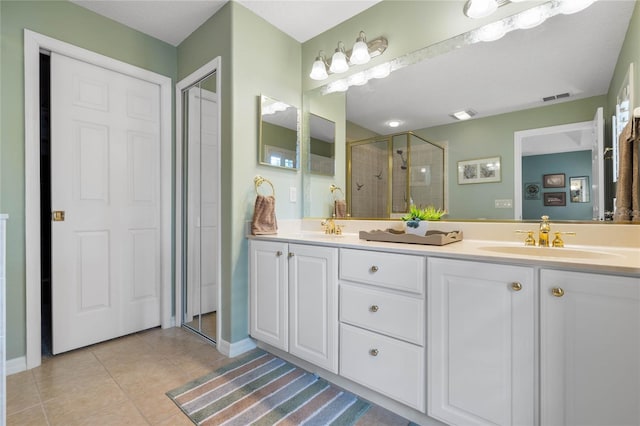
[552,287,565,297]
[369,348,379,357]
[276,251,283,257]
[369,305,379,313]
[288,252,294,258]
[511,282,522,291]
[370,265,379,273]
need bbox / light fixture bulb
[475,20,507,42]
[309,53,328,80]
[387,120,401,128]
[463,0,498,19]
[348,72,368,86]
[329,42,349,74]
[559,0,596,15]
[515,8,546,29]
[327,79,349,93]
[368,62,391,79]
[350,31,371,65]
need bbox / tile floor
[6,327,410,425]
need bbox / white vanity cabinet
[249,240,339,373]
[427,258,535,426]
[339,248,426,412]
[540,269,640,426]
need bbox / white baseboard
[6,356,27,375]
[217,337,256,357]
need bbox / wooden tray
[359,229,463,246]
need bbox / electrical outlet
[289,187,297,203]
[495,199,513,208]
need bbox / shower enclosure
[347,132,444,218]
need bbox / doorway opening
[39,52,53,357]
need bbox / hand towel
[614,117,640,222]
[334,200,347,218]
[251,195,278,235]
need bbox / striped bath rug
[167,349,370,425]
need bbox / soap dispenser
[538,215,550,247]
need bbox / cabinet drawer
[340,323,425,412]
[340,249,425,294]
[340,283,424,345]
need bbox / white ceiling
[70,0,381,45]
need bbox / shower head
[396,149,403,155]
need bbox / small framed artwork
[524,182,541,200]
[543,173,565,188]
[544,192,566,206]
[570,176,590,203]
[457,156,501,184]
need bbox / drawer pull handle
[370,265,379,273]
[511,282,522,291]
[552,287,565,297]
[369,348,379,357]
[288,252,294,258]
[276,251,283,257]
[369,305,379,313]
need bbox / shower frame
[346,131,444,218]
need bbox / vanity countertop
[248,221,640,276]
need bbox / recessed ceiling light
[387,120,401,128]
[451,110,476,121]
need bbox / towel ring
[254,175,275,196]
[329,184,345,200]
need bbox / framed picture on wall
[543,173,565,188]
[544,192,566,206]
[457,156,501,184]
[524,183,541,200]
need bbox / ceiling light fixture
[309,31,388,81]
[463,0,499,19]
[451,110,477,121]
[387,120,401,128]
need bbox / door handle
[52,211,65,222]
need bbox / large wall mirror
[302,0,637,222]
[259,95,299,170]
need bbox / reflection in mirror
[571,177,590,203]
[309,113,335,175]
[304,1,636,222]
[347,132,444,218]
[259,95,299,170]
[181,71,219,342]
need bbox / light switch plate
[495,199,513,208]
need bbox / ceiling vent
[543,92,571,102]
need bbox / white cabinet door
[540,269,640,426]
[289,244,338,373]
[428,258,535,426]
[249,240,289,350]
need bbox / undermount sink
[479,245,621,259]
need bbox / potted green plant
[401,205,447,236]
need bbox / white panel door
[428,258,535,426]
[591,107,604,220]
[187,87,219,320]
[249,240,289,351]
[540,270,640,426]
[51,52,161,354]
[288,243,338,373]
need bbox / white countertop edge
[248,231,640,276]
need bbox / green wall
[415,96,605,219]
[262,122,297,152]
[178,2,301,343]
[0,0,177,360]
